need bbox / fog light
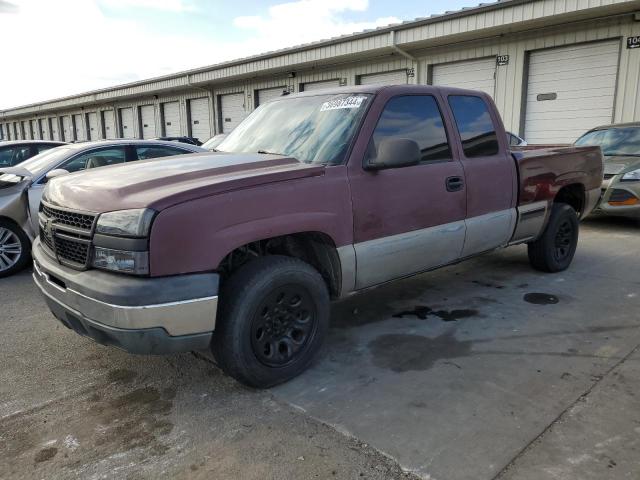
[92,247,149,275]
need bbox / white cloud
[0,0,398,109]
[97,0,195,12]
[234,0,399,50]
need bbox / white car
[0,139,205,277]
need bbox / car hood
[603,155,640,175]
[45,152,325,212]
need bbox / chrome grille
[39,202,96,269]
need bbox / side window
[11,146,32,166]
[135,146,189,161]
[37,144,57,153]
[370,95,452,163]
[448,95,500,157]
[60,147,126,173]
[0,147,15,167]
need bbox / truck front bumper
[32,238,219,355]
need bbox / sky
[0,0,482,109]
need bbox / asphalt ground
[1,215,638,479]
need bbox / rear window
[448,95,500,157]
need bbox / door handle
[446,176,464,192]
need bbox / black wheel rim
[250,284,317,368]
[554,219,574,262]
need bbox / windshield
[575,127,640,156]
[216,93,372,165]
[0,146,72,183]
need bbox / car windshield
[216,93,372,165]
[575,127,640,156]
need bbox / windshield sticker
[320,96,366,112]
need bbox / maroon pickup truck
[32,85,603,387]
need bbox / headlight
[92,247,149,275]
[96,209,155,237]
[621,169,640,182]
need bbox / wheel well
[218,232,342,299]
[554,184,585,215]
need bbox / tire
[528,203,579,273]
[0,220,31,278]
[212,255,330,388]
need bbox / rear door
[348,92,467,289]
[446,94,517,257]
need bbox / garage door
[40,118,50,140]
[73,114,85,141]
[358,70,408,86]
[162,102,180,137]
[219,93,247,133]
[524,40,620,144]
[62,116,73,141]
[87,112,99,140]
[0,124,4,140]
[256,87,286,106]
[119,108,135,138]
[103,110,116,139]
[139,105,156,139]
[301,79,341,92]
[432,57,497,97]
[50,118,60,140]
[31,120,39,139]
[22,121,30,139]
[188,98,211,141]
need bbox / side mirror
[45,169,70,182]
[365,138,421,171]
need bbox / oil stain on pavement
[524,293,560,305]
[392,306,479,322]
[368,331,472,372]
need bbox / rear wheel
[528,203,579,273]
[212,256,330,388]
[0,220,31,278]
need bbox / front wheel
[212,256,330,388]
[0,220,31,278]
[528,203,579,273]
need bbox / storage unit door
[22,121,30,139]
[15,123,21,140]
[103,110,116,139]
[524,40,620,144]
[119,108,135,138]
[219,93,247,133]
[50,118,60,140]
[0,124,4,140]
[73,114,85,141]
[62,116,73,141]
[31,120,39,139]
[256,87,286,106]
[40,118,50,140]
[139,105,156,139]
[358,70,408,86]
[432,57,497,98]
[301,79,341,91]
[188,98,211,141]
[87,112,99,140]
[162,102,180,137]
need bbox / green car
[575,123,640,219]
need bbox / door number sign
[497,55,509,66]
[628,37,640,49]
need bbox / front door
[348,93,467,289]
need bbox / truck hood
[603,155,640,175]
[45,152,325,212]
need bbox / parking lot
[1,216,639,480]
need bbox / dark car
[0,140,66,167]
[154,136,203,146]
